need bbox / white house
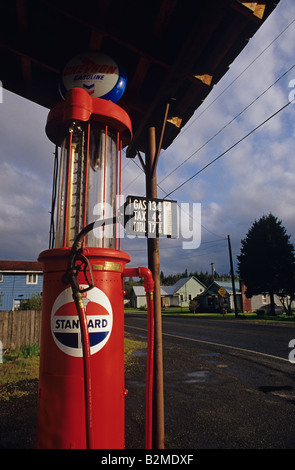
[130,276,206,308]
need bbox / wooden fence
[0,310,42,350]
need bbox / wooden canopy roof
[1,1,279,155]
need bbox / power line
[123,18,295,198]
[126,238,226,252]
[122,153,226,240]
[150,15,295,173]
[123,88,291,240]
[175,16,295,139]
[122,70,295,238]
[163,100,292,199]
[161,245,226,263]
[157,180,226,239]
[121,157,144,194]
[159,62,295,186]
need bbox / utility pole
[210,262,215,281]
[227,234,238,318]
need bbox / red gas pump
[36,56,154,449]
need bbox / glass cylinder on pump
[54,120,121,250]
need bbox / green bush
[17,293,42,310]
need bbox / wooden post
[146,126,165,449]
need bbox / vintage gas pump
[36,53,154,449]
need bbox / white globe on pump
[60,51,127,103]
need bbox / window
[26,274,38,285]
[262,294,267,304]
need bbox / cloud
[154,0,295,274]
[0,161,50,259]
[0,91,53,260]
[1,0,295,278]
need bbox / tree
[276,266,295,315]
[189,270,212,287]
[189,298,200,313]
[237,213,295,315]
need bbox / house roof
[172,276,206,293]
[200,280,240,297]
[132,286,147,297]
[0,260,43,273]
[160,285,176,296]
[132,276,206,297]
[213,280,240,294]
[131,285,174,297]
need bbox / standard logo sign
[51,285,113,357]
[61,51,127,103]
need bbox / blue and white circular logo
[51,285,113,357]
[61,51,127,103]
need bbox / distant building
[0,261,43,310]
[240,281,295,313]
[130,276,206,308]
[193,280,294,314]
[195,280,242,313]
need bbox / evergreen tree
[237,214,295,315]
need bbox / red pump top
[45,87,132,147]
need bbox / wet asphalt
[125,317,295,450]
[1,317,295,451]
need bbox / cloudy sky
[1,0,295,278]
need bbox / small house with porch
[192,280,242,313]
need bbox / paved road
[126,314,295,361]
[124,315,295,449]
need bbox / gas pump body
[36,88,133,449]
[37,248,130,449]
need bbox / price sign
[125,195,178,239]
